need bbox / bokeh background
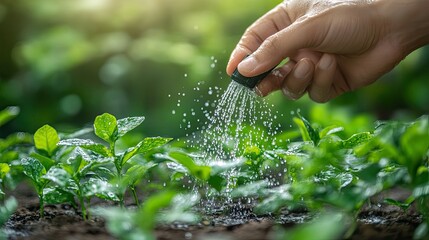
[1,0,428,138]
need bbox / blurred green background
[1,0,428,138]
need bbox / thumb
[237,20,318,77]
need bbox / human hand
[226,0,429,102]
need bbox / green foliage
[19,112,172,219]
[4,108,429,239]
[33,125,59,157]
[275,212,348,240]
[0,197,18,239]
[95,191,199,240]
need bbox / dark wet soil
[5,183,422,240]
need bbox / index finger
[226,3,291,75]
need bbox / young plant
[0,106,32,199]
[95,191,199,240]
[59,113,172,207]
[21,124,60,217]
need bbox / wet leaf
[341,132,372,149]
[117,116,145,138]
[34,124,59,156]
[293,116,320,145]
[94,113,118,143]
[0,197,17,226]
[255,185,292,214]
[123,164,156,187]
[42,167,73,189]
[0,106,19,127]
[137,191,176,231]
[121,137,172,164]
[158,193,200,223]
[277,212,347,240]
[83,178,119,201]
[44,187,75,205]
[58,138,110,157]
[167,152,210,181]
[21,157,46,186]
[29,152,55,171]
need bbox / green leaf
[167,152,211,181]
[0,106,20,127]
[0,132,32,152]
[93,207,155,240]
[94,113,118,143]
[122,137,172,165]
[123,164,156,187]
[341,132,372,149]
[413,183,429,198]
[34,125,60,156]
[58,138,110,157]
[29,152,55,171]
[43,187,76,205]
[0,163,10,179]
[42,167,75,191]
[158,193,200,224]
[231,180,270,198]
[117,116,145,138]
[83,178,119,201]
[293,116,320,145]
[277,212,347,240]
[255,185,293,214]
[21,157,47,186]
[137,191,176,231]
[0,197,17,226]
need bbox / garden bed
[6,183,420,240]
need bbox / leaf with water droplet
[94,113,118,144]
[123,163,156,187]
[21,157,47,188]
[82,178,119,201]
[166,152,211,181]
[294,115,320,145]
[117,116,145,138]
[34,124,59,156]
[340,132,372,149]
[43,187,76,205]
[58,138,110,157]
[42,167,76,193]
[121,137,172,165]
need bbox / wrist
[376,0,429,55]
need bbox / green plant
[21,113,173,219]
[95,191,200,240]
[0,106,32,199]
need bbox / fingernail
[294,60,310,79]
[319,54,333,70]
[238,56,257,74]
[254,86,263,97]
[282,87,299,100]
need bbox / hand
[226,0,429,102]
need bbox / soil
[4,183,422,240]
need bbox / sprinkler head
[231,58,275,89]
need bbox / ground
[5,183,421,240]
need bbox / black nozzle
[231,57,275,88]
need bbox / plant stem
[77,183,87,220]
[130,186,140,207]
[39,193,44,218]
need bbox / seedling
[58,113,172,207]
